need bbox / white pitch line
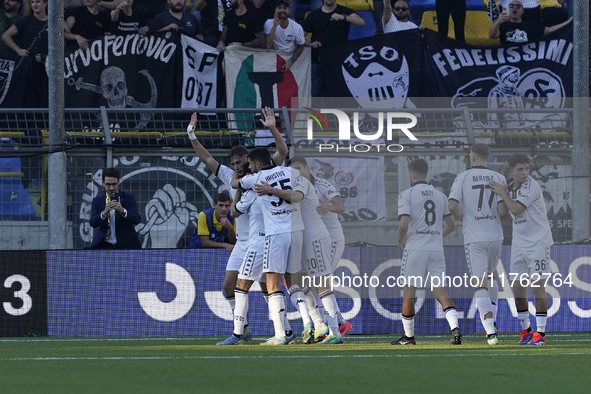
[2,353,590,362]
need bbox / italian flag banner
[224,45,311,136]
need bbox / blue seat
[349,11,377,40]
[0,179,37,220]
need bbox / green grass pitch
[2,333,591,394]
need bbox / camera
[110,192,119,202]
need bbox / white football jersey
[398,182,450,252]
[506,176,553,249]
[312,176,345,241]
[240,166,305,235]
[235,188,265,245]
[293,176,330,245]
[217,164,249,242]
[448,167,506,244]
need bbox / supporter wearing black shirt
[302,0,363,62]
[110,0,148,33]
[0,0,29,56]
[489,0,572,45]
[65,0,111,49]
[194,0,230,47]
[151,0,203,39]
[216,0,263,51]
[302,0,364,97]
[249,0,274,22]
[1,0,48,107]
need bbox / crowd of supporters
[0,0,588,108]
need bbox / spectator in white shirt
[383,0,421,33]
[264,0,306,72]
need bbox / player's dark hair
[507,154,531,168]
[102,167,120,180]
[214,192,231,205]
[470,143,490,160]
[287,157,308,167]
[228,146,248,160]
[408,159,428,176]
[247,147,272,166]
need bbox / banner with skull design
[63,32,182,114]
[423,24,573,129]
[318,29,424,111]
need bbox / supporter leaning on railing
[1,0,48,107]
[64,0,111,50]
[0,0,30,56]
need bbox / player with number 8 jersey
[393,159,461,346]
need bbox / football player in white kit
[240,147,306,345]
[448,144,507,345]
[256,160,345,344]
[392,159,461,345]
[289,157,352,338]
[186,109,287,340]
[490,154,553,345]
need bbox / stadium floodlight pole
[571,1,590,243]
[47,0,67,249]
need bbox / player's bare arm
[254,181,304,203]
[260,107,288,166]
[230,189,243,218]
[187,112,220,173]
[442,215,456,238]
[489,180,524,216]
[316,196,345,215]
[448,200,464,222]
[397,215,409,250]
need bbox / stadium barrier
[1,247,589,337]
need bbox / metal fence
[0,107,589,249]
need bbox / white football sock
[303,287,324,326]
[518,310,531,331]
[536,312,547,333]
[475,288,495,334]
[268,292,286,338]
[444,307,459,331]
[282,294,292,333]
[225,294,235,312]
[310,286,327,323]
[288,285,311,325]
[233,289,248,336]
[334,298,346,325]
[319,290,341,337]
[402,314,415,338]
[489,278,499,322]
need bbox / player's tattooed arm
[442,215,456,238]
[255,181,304,203]
[447,200,463,222]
